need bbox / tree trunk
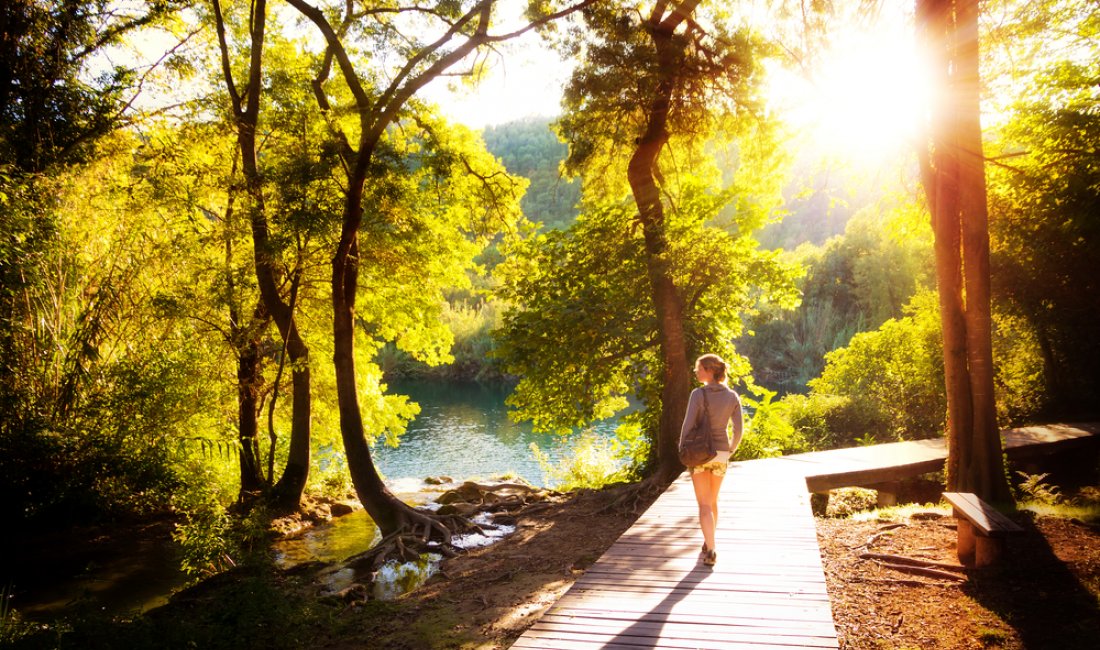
[916,0,1011,503]
[626,9,697,482]
[330,177,433,537]
[236,322,267,497]
[219,0,312,510]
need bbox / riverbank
[4,488,1099,649]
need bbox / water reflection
[373,380,622,487]
[273,510,381,567]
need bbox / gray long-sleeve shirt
[679,383,744,454]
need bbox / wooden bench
[943,492,1024,567]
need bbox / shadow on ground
[962,515,1100,650]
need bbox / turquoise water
[372,380,623,489]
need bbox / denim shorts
[689,450,731,477]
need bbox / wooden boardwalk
[782,422,1100,493]
[511,423,1099,649]
[513,461,838,649]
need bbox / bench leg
[956,519,1007,567]
[873,482,900,507]
[975,536,1005,567]
[956,519,976,566]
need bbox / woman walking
[680,353,744,566]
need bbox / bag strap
[697,387,711,431]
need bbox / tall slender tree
[212,0,314,510]
[555,0,773,481]
[916,0,1011,501]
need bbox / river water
[18,380,624,618]
[373,380,622,489]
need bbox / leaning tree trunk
[626,7,698,482]
[330,167,447,540]
[916,0,1011,503]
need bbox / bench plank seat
[942,492,1023,536]
[942,492,1023,566]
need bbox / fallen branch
[859,552,967,573]
[853,523,907,550]
[861,556,967,581]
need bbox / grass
[1017,500,1100,522]
[847,501,952,522]
[977,626,1010,646]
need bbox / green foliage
[802,290,946,444]
[172,488,237,579]
[1014,472,1063,505]
[376,299,505,382]
[991,311,1048,424]
[740,197,935,394]
[0,1,185,173]
[783,393,886,451]
[984,0,1100,417]
[0,583,28,644]
[734,388,809,460]
[171,461,273,579]
[531,429,634,491]
[7,569,321,650]
[825,487,879,518]
[494,179,801,437]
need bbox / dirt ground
[324,491,1100,649]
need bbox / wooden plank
[538,609,839,635]
[537,611,838,636]
[524,621,839,649]
[943,492,1023,536]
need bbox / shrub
[531,428,636,491]
[735,388,810,459]
[826,487,879,517]
[803,290,946,443]
[782,392,888,450]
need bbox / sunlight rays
[765,19,932,170]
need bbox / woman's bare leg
[709,471,725,547]
[691,470,719,552]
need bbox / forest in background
[1,0,1098,626]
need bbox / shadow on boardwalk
[601,564,712,649]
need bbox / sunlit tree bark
[625,0,703,481]
[916,0,1012,502]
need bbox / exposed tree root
[594,475,669,516]
[344,481,558,583]
[858,552,968,581]
[852,523,907,550]
[858,552,967,573]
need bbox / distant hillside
[760,158,909,249]
[482,117,580,230]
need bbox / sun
[766,16,931,169]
